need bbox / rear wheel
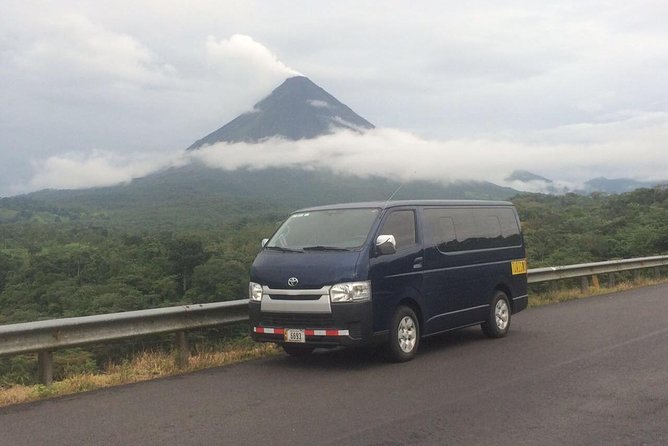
[481,290,511,338]
[386,306,420,362]
[282,344,315,356]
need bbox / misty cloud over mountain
[24,121,666,194]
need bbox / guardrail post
[579,276,589,293]
[175,331,189,368]
[634,270,641,282]
[608,273,616,287]
[591,274,600,289]
[655,267,661,279]
[38,351,53,385]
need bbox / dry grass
[2,275,667,408]
[0,339,278,408]
[529,275,668,307]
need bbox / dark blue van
[249,200,528,361]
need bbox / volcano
[187,76,374,150]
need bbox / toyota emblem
[287,277,299,287]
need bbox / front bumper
[249,300,374,347]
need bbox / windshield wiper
[302,245,351,251]
[265,246,303,253]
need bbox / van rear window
[424,208,521,252]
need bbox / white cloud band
[22,112,668,193]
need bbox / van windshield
[267,208,380,250]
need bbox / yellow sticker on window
[511,259,527,275]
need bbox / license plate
[284,329,305,343]
[511,259,527,275]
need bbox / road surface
[1,283,668,445]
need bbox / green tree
[188,257,249,302]
[0,251,17,293]
[166,236,211,293]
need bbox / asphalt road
[2,284,668,445]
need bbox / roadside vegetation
[528,273,667,307]
[0,336,278,407]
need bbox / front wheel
[386,306,420,362]
[481,290,511,338]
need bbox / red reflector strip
[305,329,350,336]
[253,327,349,337]
[253,327,285,335]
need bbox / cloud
[13,13,177,88]
[26,150,187,191]
[206,34,300,82]
[19,110,668,194]
[190,112,668,187]
[503,180,578,195]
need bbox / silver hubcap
[495,299,509,331]
[398,316,417,353]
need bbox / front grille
[268,294,322,301]
[260,313,335,328]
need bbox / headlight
[329,281,371,303]
[249,282,263,301]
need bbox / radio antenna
[384,183,404,208]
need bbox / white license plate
[284,329,305,343]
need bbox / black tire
[481,290,511,338]
[386,305,420,362]
[282,344,315,357]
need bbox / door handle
[413,257,423,269]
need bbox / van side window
[499,209,522,244]
[434,216,457,251]
[485,216,502,238]
[379,210,416,250]
[425,208,521,252]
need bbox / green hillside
[2,165,517,230]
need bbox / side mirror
[261,238,269,248]
[375,235,396,255]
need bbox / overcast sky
[1,0,667,196]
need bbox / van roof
[296,200,514,212]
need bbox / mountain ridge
[506,170,553,183]
[505,170,663,195]
[583,177,657,194]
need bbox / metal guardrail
[0,300,249,357]
[528,255,668,283]
[0,300,248,384]
[0,255,666,384]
